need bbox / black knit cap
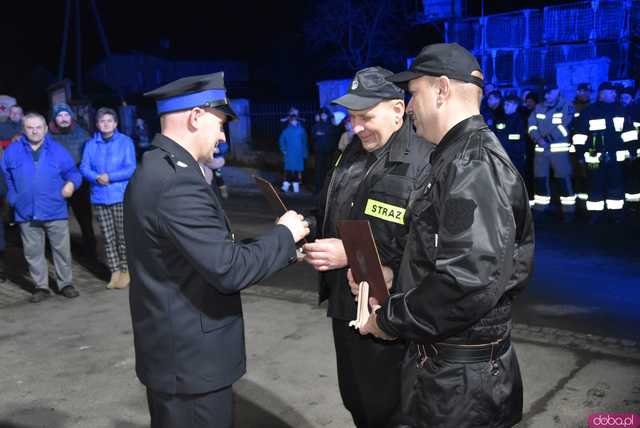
[331,66,405,111]
[386,43,484,89]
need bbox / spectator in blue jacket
[278,113,308,193]
[80,107,136,290]
[2,112,82,303]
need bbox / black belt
[416,336,511,366]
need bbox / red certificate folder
[337,220,390,305]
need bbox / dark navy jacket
[125,134,297,394]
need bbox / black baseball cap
[386,43,484,89]
[331,66,405,111]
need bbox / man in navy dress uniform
[124,72,310,427]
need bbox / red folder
[337,220,390,305]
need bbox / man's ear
[391,99,405,117]
[187,107,202,131]
[436,76,451,105]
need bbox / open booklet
[337,220,390,330]
[254,176,308,246]
[254,176,288,215]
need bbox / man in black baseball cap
[304,65,433,427]
[125,72,309,427]
[332,66,405,111]
[353,43,533,428]
[387,42,484,90]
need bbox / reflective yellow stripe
[534,194,551,205]
[584,152,601,163]
[508,134,521,141]
[552,117,562,124]
[535,146,545,152]
[637,148,640,157]
[616,150,630,162]
[589,119,606,131]
[606,199,624,210]
[560,195,576,205]
[569,145,576,153]
[625,193,640,202]
[572,134,588,145]
[574,112,580,118]
[557,125,568,137]
[364,199,406,225]
[536,113,546,120]
[634,121,640,128]
[577,193,589,201]
[529,200,536,207]
[586,201,605,211]
[613,117,625,132]
[528,125,538,134]
[621,130,638,143]
[553,112,563,118]
[550,142,571,152]
[496,123,506,130]
[334,153,343,167]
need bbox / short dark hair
[525,92,539,103]
[95,107,118,122]
[504,95,520,104]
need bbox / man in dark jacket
[49,103,96,257]
[352,43,534,428]
[124,72,309,427]
[2,112,83,303]
[311,107,339,194]
[303,66,433,428]
[492,95,528,180]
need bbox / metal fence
[485,9,543,49]
[477,40,629,87]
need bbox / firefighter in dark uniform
[124,72,310,427]
[302,66,433,428]
[492,94,528,180]
[572,81,639,223]
[352,43,534,428]
[528,84,576,221]
[571,82,593,209]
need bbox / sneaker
[30,289,51,303]
[60,285,79,298]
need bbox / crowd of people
[0,98,230,303]
[480,81,640,224]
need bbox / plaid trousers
[94,203,128,273]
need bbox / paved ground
[0,169,638,427]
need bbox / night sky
[2,0,570,110]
